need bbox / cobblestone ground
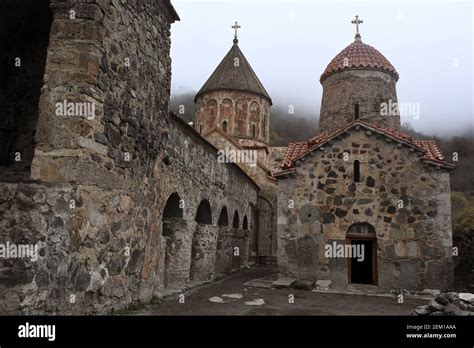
[134,266,427,315]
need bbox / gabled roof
[195,39,272,104]
[320,35,399,83]
[276,120,454,175]
[203,127,274,177]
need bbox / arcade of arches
[161,193,251,291]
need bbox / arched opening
[353,160,360,183]
[261,107,268,141]
[354,103,360,120]
[217,207,229,226]
[0,0,52,173]
[242,216,248,230]
[232,211,240,229]
[163,193,182,219]
[346,223,377,285]
[249,101,260,138]
[195,199,212,225]
[162,192,185,289]
[222,120,228,133]
[206,99,218,130]
[235,99,247,137]
[220,99,232,130]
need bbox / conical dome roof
[320,35,399,83]
[195,39,272,104]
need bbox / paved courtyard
[134,266,427,315]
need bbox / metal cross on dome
[351,15,363,35]
[232,21,241,39]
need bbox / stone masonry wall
[319,70,400,134]
[277,129,453,291]
[195,90,271,144]
[0,0,258,314]
[204,130,278,258]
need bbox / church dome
[194,38,272,104]
[320,34,399,83]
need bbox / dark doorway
[350,239,374,284]
[346,222,377,285]
[0,0,52,171]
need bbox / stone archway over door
[346,223,378,285]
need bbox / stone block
[272,277,296,289]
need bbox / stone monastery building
[0,1,454,315]
[196,18,455,291]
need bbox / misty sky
[170,0,473,137]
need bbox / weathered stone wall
[0,0,258,314]
[277,129,453,291]
[204,130,278,258]
[195,90,271,144]
[319,70,400,134]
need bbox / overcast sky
[170,0,473,137]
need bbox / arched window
[207,99,218,129]
[354,103,360,120]
[222,121,228,133]
[235,99,248,137]
[232,211,240,229]
[354,160,360,182]
[252,124,256,139]
[242,216,248,230]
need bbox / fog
[170,0,473,137]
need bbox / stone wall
[277,129,453,291]
[319,70,400,134]
[204,130,278,258]
[0,0,258,314]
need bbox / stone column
[190,224,219,281]
[215,226,233,276]
[231,229,249,271]
[162,219,196,290]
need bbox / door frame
[346,236,378,285]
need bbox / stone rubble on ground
[222,293,243,299]
[314,279,332,291]
[414,292,474,316]
[209,296,225,303]
[244,298,265,306]
[272,277,296,289]
[420,289,441,296]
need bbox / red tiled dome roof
[320,36,399,82]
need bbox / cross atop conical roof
[194,34,272,104]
